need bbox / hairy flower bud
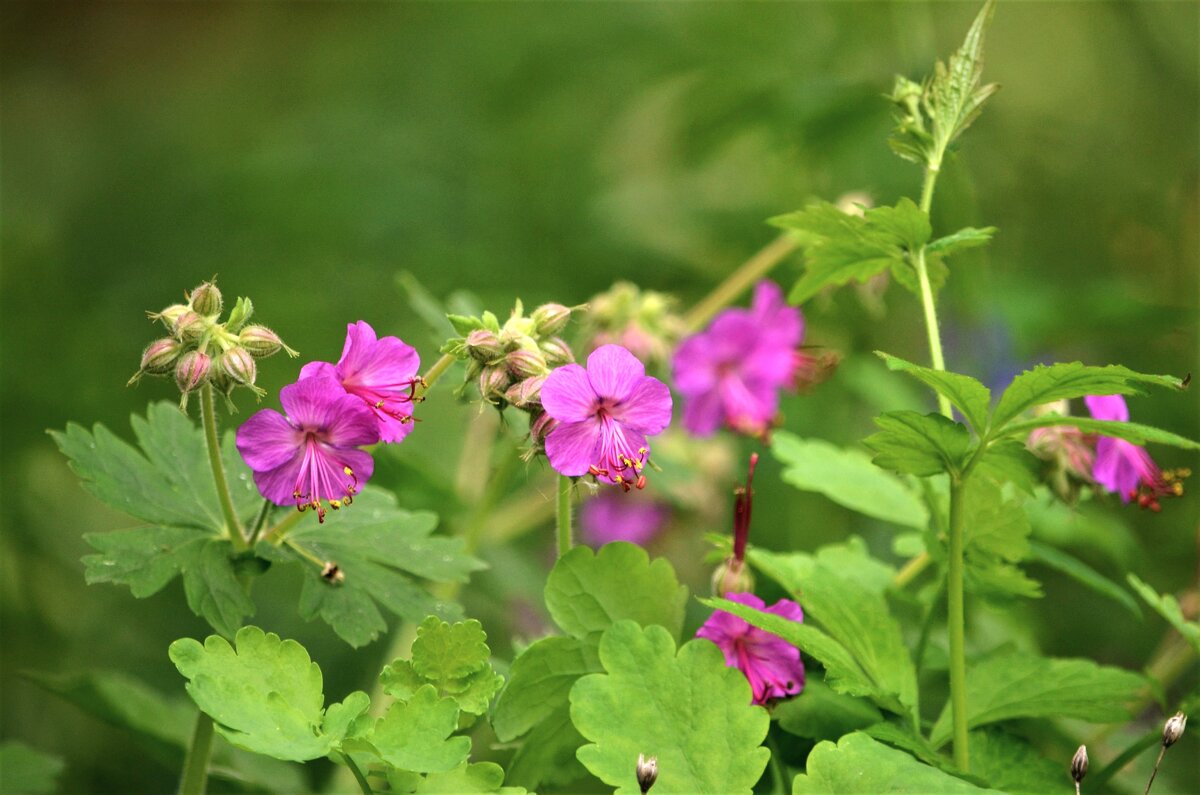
[239,324,291,358]
[172,310,207,344]
[531,303,571,336]
[711,557,755,597]
[175,350,211,398]
[153,303,189,333]
[189,281,223,317]
[636,754,658,795]
[1162,712,1186,747]
[465,329,504,361]
[506,375,546,409]
[1071,745,1088,784]
[530,411,557,444]
[507,348,549,379]
[540,337,575,366]
[217,346,257,387]
[140,338,182,375]
[478,366,511,403]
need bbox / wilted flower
[1162,712,1187,747]
[696,591,805,705]
[236,377,379,522]
[1085,395,1186,510]
[301,321,423,444]
[579,490,669,547]
[1027,399,1095,501]
[541,344,672,490]
[672,281,807,437]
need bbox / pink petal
[542,364,598,423]
[342,334,421,393]
[314,444,375,496]
[375,411,416,444]
[719,373,778,431]
[237,409,302,472]
[751,281,804,347]
[336,320,379,372]
[252,450,305,505]
[671,335,719,394]
[682,389,725,437]
[1085,394,1129,423]
[298,360,338,381]
[545,418,602,476]
[586,345,645,402]
[324,392,383,448]
[610,376,672,435]
[279,377,351,429]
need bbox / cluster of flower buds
[129,279,297,412]
[585,281,684,366]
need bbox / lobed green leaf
[380,617,504,716]
[773,680,883,742]
[369,685,471,774]
[1000,415,1200,451]
[876,352,992,432]
[791,732,999,794]
[865,411,973,477]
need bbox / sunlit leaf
[791,732,999,794]
[369,685,471,774]
[0,742,65,795]
[773,680,883,742]
[380,617,504,716]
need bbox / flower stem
[682,233,798,333]
[914,166,952,420]
[420,352,456,393]
[947,476,969,771]
[178,712,214,795]
[200,384,247,550]
[556,474,574,557]
[892,551,931,588]
[259,510,303,545]
[343,753,373,795]
[1090,730,1158,790]
[1143,746,1167,795]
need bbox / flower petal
[324,393,383,448]
[252,450,305,505]
[341,330,421,393]
[314,444,375,498]
[586,344,645,402]
[279,377,350,429]
[375,410,416,444]
[237,409,301,472]
[671,334,720,394]
[1085,394,1129,423]
[542,363,598,423]
[610,376,672,435]
[298,360,338,381]
[682,388,725,437]
[750,280,804,347]
[545,418,602,476]
[335,320,379,373]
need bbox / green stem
[260,510,304,545]
[947,477,969,771]
[1143,746,1167,795]
[893,552,931,589]
[556,475,574,558]
[913,166,953,420]
[682,234,799,333]
[343,753,373,795]
[765,731,787,795]
[1090,730,1159,790]
[420,353,456,393]
[200,384,247,550]
[178,712,215,795]
[247,499,271,545]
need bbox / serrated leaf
[545,542,688,642]
[961,477,1039,601]
[492,636,601,742]
[866,411,973,477]
[1027,542,1140,618]
[0,742,65,795]
[81,526,201,598]
[991,362,1185,433]
[928,226,996,256]
[876,353,992,432]
[791,732,999,794]
[169,626,371,761]
[1127,575,1200,655]
[975,439,1039,495]
[773,679,883,741]
[1001,416,1200,452]
[929,0,999,155]
[772,432,928,529]
[181,539,257,638]
[967,728,1062,795]
[446,314,483,336]
[369,685,471,774]
[380,617,504,716]
[929,651,1148,747]
[571,621,769,795]
[749,538,897,598]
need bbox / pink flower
[696,592,806,705]
[579,490,670,546]
[540,344,672,490]
[300,321,422,444]
[1085,394,1181,509]
[236,377,379,522]
[672,281,805,437]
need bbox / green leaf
[492,636,601,742]
[791,732,999,794]
[504,705,590,790]
[1025,492,1141,571]
[991,362,1185,433]
[170,626,370,761]
[390,761,528,794]
[181,539,257,638]
[81,526,201,598]
[1000,415,1200,451]
[0,742,65,795]
[927,227,996,256]
[369,685,471,774]
[773,679,883,742]
[545,542,688,642]
[959,477,1040,601]
[571,621,769,795]
[975,439,1039,496]
[380,617,504,716]
[1027,541,1140,618]
[929,0,999,153]
[1127,574,1200,655]
[875,353,991,432]
[865,411,973,477]
[264,487,483,647]
[772,432,928,529]
[967,729,1063,795]
[929,651,1148,747]
[749,538,897,598]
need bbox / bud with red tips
[507,348,549,380]
[174,350,211,411]
[479,367,511,404]
[216,346,263,396]
[151,304,189,333]
[540,337,575,366]
[506,375,546,409]
[465,329,504,362]
[129,338,183,385]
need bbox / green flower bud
[465,329,504,361]
[172,310,207,344]
[507,348,549,379]
[189,281,223,317]
[217,346,257,387]
[152,303,189,333]
[711,557,755,597]
[540,337,575,366]
[531,303,571,336]
[140,338,182,375]
[239,324,296,358]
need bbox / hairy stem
[556,474,574,558]
[914,166,952,420]
[420,352,456,393]
[892,552,932,588]
[200,384,247,550]
[682,233,798,333]
[178,712,215,795]
[947,476,969,770]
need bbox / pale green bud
[507,348,549,379]
[531,303,571,336]
[189,281,223,317]
[540,337,575,366]
[172,310,206,344]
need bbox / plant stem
[1143,746,1167,795]
[556,474,574,558]
[260,510,303,545]
[178,712,215,795]
[913,166,952,420]
[682,233,798,333]
[343,753,374,795]
[765,731,787,795]
[420,352,456,393]
[200,384,247,550]
[947,476,969,771]
[893,552,931,588]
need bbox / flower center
[587,409,649,491]
[291,433,361,523]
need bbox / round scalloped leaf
[410,617,491,680]
[793,732,1001,793]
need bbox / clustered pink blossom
[696,591,806,705]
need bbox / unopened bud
[239,324,294,358]
[1163,712,1186,747]
[1071,745,1088,783]
[506,375,546,409]
[540,337,575,366]
[321,561,345,585]
[465,329,504,361]
[217,346,257,387]
[139,338,182,375]
[175,350,211,395]
[530,411,557,444]
[479,367,510,402]
[172,310,207,344]
[507,348,549,379]
[153,304,189,333]
[189,281,223,317]
[531,303,571,336]
[636,754,658,794]
[711,557,755,597]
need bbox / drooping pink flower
[696,591,805,705]
[672,281,805,437]
[1085,395,1183,510]
[300,321,422,444]
[579,490,670,547]
[236,377,379,522]
[540,344,672,490]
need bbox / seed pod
[239,324,286,358]
[507,348,549,379]
[1071,745,1088,783]
[465,329,504,361]
[189,281,223,316]
[1162,712,1186,747]
[540,336,575,366]
[218,346,257,387]
[531,303,571,336]
[505,375,546,409]
[636,754,658,795]
[172,310,207,344]
[478,366,510,402]
[530,411,557,444]
[153,303,189,333]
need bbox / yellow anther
[344,466,354,476]
[638,447,648,455]
[374,399,385,409]
[330,499,342,509]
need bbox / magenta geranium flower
[579,490,669,546]
[540,344,672,490]
[236,376,379,522]
[300,321,422,444]
[696,591,805,705]
[1085,394,1181,509]
[672,281,804,437]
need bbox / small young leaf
[773,679,883,742]
[772,432,929,529]
[544,542,688,642]
[791,732,999,794]
[928,651,1148,747]
[1127,574,1200,655]
[927,226,996,257]
[865,411,973,477]
[928,0,999,156]
[369,685,471,774]
[1028,542,1140,618]
[0,742,65,795]
[991,362,1185,433]
[571,621,770,795]
[875,352,992,432]
[491,636,601,742]
[381,617,504,716]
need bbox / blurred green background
[2,2,1197,792]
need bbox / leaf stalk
[178,712,215,795]
[556,474,574,558]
